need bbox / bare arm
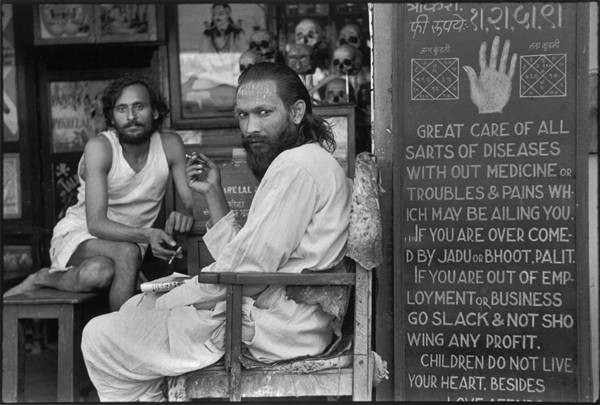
[161,132,195,235]
[186,152,230,226]
[83,135,176,260]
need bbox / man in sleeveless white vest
[4,74,195,311]
[81,63,353,401]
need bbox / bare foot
[3,268,51,297]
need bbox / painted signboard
[396,3,589,401]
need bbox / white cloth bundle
[347,152,385,270]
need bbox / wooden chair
[167,153,385,401]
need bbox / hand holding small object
[149,230,180,261]
[168,246,183,265]
[185,152,222,196]
[159,240,182,264]
[463,35,517,114]
[186,153,208,182]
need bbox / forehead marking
[237,82,277,105]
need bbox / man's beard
[242,120,299,182]
[116,121,157,145]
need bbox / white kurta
[81,143,352,402]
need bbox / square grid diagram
[520,54,567,98]
[411,58,459,101]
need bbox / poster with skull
[331,22,371,108]
[332,44,363,76]
[337,23,361,48]
[285,43,317,89]
[248,29,279,63]
[325,78,355,104]
[281,8,371,108]
[286,44,316,75]
[294,18,330,71]
[295,18,322,47]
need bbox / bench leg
[2,306,25,403]
[57,305,78,402]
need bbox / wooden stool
[2,289,103,403]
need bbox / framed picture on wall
[3,246,33,276]
[52,158,82,222]
[94,4,158,43]
[3,153,21,219]
[3,4,19,142]
[168,3,270,128]
[34,4,95,45]
[49,80,110,153]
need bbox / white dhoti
[48,130,170,272]
[82,286,333,402]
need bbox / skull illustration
[249,30,277,61]
[239,50,265,72]
[295,18,322,48]
[285,44,316,75]
[337,24,361,49]
[332,44,363,75]
[325,78,352,104]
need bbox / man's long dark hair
[237,62,336,153]
[101,74,170,129]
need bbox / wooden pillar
[371,3,397,401]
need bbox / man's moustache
[243,135,270,146]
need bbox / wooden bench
[2,289,104,403]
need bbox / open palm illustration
[463,36,517,114]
